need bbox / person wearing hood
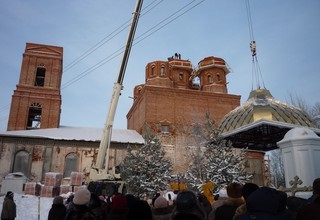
[234,187,292,220]
[170,190,206,220]
[1,191,16,220]
[48,196,66,220]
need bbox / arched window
[208,74,212,83]
[217,73,221,81]
[179,72,183,81]
[160,65,165,76]
[27,103,42,129]
[151,65,155,76]
[13,150,31,177]
[64,153,78,177]
[35,64,46,86]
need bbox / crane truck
[88,0,143,196]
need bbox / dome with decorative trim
[218,89,315,151]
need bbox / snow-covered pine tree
[120,130,173,199]
[185,112,251,192]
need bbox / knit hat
[110,194,128,211]
[154,196,168,208]
[73,189,91,205]
[53,196,64,204]
[227,182,243,198]
[6,191,14,198]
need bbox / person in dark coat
[127,199,153,220]
[170,190,206,220]
[197,193,212,218]
[286,196,306,220]
[305,177,320,204]
[48,196,66,220]
[234,187,292,220]
[296,177,320,220]
[234,183,259,219]
[1,191,16,220]
[296,196,320,220]
[65,188,95,220]
[88,193,103,220]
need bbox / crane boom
[90,0,143,180]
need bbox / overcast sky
[0,0,319,132]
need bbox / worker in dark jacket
[234,187,292,220]
[48,196,66,220]
[1,191,16,220]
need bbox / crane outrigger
[89,0,143,182]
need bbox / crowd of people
[1,177,319,220]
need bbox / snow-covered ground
[0,194,53,220]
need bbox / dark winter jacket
[105,211,128,220]
[209,197,244,220]
[127,200,153,220]
[171,212,205,220]
[1,196,16,220]
[296,196,320,220]
[48,203,66,220]
[65,204,95,220]
[234,187,292,220]
[152,206,172,220]
[170,190,207,220]
[88,193,103,220]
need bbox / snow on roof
[0,126,145,144]
[281,127,320,142]
[221,119,320,138]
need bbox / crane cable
[0,0,206,123]
[63,0,164,74]
[245,0,265,90]
[61,0,205,89]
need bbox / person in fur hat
[233,183,259,219]
[48,196,66,220]
[1,191,16,220]
[209,182,244,220]
[65,188,95,220]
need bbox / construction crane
[89,0,143,182]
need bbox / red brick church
[0,43,267,189]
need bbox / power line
[61,0,205,89]
[0,0,206,123]
[135,0,205,45]
[63,0,165,73]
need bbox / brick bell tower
[7,43,63,131]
